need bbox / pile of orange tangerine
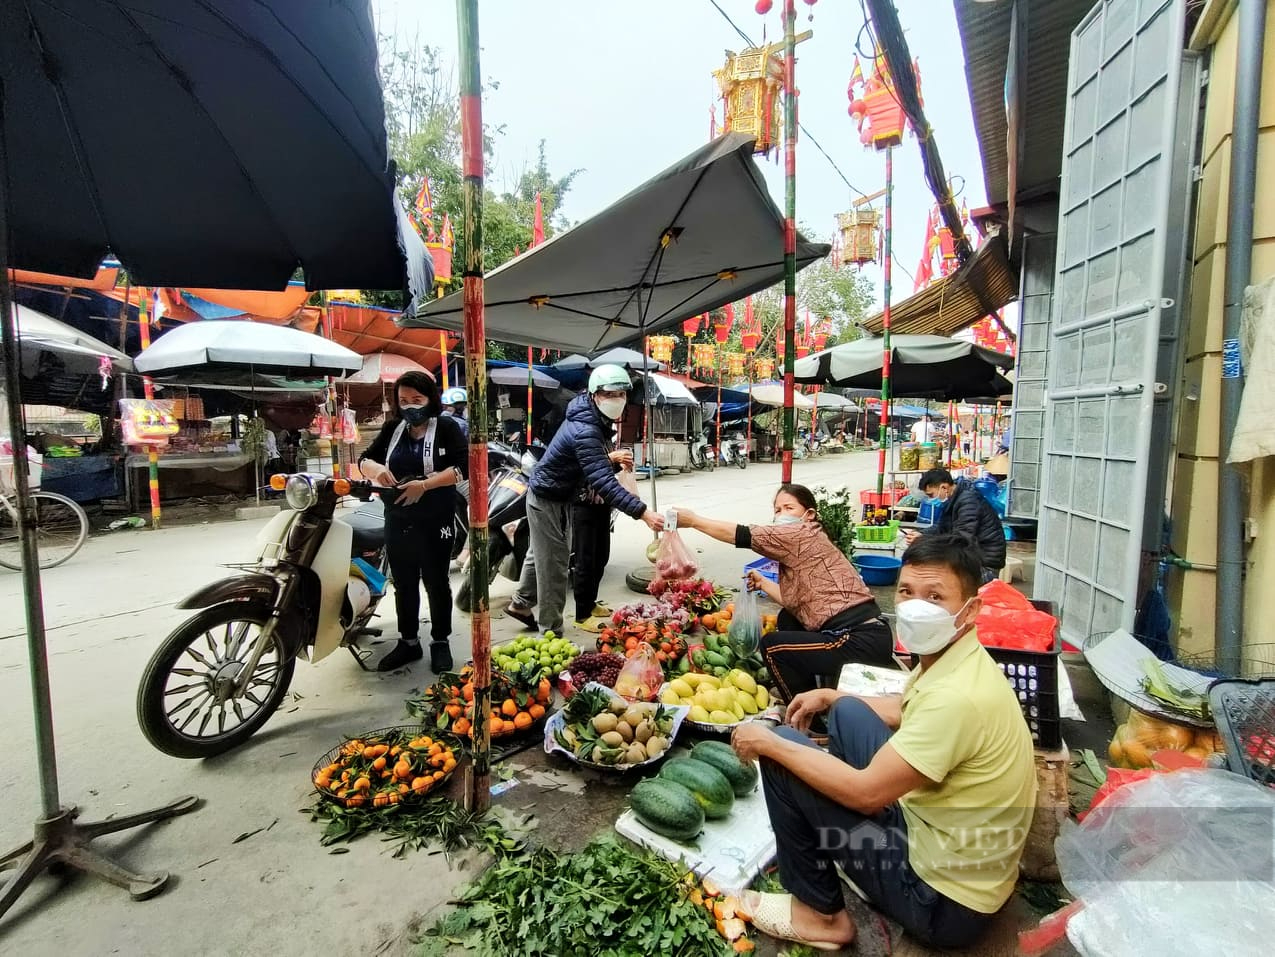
[314,730,457,809]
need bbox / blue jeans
[760,697,993,949]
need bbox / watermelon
[691,740,759,797]
[630,779,705,842]
[658,758,735,819]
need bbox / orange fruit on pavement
[462,684,474,702]
[701,614,717,629]
[373,793,390,808]
[443,759,457,773]
[453,717,471,736]
[537,678,552,703]
[354,776,371,792]
[346,794,365,808]
[725,603,735,616]
[513,712,533,731]
[501,699,518,718]
[372,756,387,771]
[445,704,462,719]
[529,703,546,721]
[411,776,430,793]
[428,743,442,756]
[716,620,730,634]
[398,783,410,795]
[394,760,412,779]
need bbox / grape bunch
[569,652,624,689]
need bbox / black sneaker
[430,641,454,673]
[378,639,423,672]
[504,603,538,630]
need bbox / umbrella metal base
[626,565,654,595]
[0,796,200,919]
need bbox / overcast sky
[373,0,987,307]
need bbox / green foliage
[811,485,857,557]
[374,36,582,309]
[416,838,731,957]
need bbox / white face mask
[895,598,971,656]
[596,396,627,420]
[773,514,805,525]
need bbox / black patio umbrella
[793,334,1015,401]
[0,0,424,920]
[408,133,830,352]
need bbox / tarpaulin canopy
[409,133,830,351]
[858,232,1018,338]
[1,0,425,294]
[693,384,752,406]
[642,373,697,407]
[794,334,1015,401]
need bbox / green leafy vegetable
[415,838,731,956]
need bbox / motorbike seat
[345,498,386,553]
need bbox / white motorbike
[136,474,391,758]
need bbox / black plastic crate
[984,599,1061,751]
[1208,678,1275,788]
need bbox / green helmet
[588,364,631,393]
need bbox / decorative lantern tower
[713,45,786,156]
[647,335,676,365]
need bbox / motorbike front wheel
[736,451,747,469]
[137,602,296,759]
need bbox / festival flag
[532,192,546,247]
[441,213,455,249]
[414,179,433,221]
[848,54,864,93]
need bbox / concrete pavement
[0,451,883,956]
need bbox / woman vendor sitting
[673,484,894,700]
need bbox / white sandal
[742,891,848,952]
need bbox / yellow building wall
[1172,0,1275,661]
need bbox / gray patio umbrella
[588,347,666,371]
[793,334,1015,400]
[409,133,830,352]
[13,303,133,374]
[812,392,860,412]
[0,0,416,919]
[488,364,559,389]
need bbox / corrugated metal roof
[954,0,1094,207]
[861,232,1018,336]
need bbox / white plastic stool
[998,555,1024,583]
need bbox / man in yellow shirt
[730,533,1037,951]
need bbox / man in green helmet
[505,364,665,635]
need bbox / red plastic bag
[653,528,698,583]
[1079,767,1161,822]
[974,579,1057,652]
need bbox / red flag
[414,179,433,221]
[532,193,546,247]
[440,213,454,249]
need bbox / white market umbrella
[813,392,859,412]
[135,319,362,378]
[490,364,559,389]
[342,351,427,385]
[587,346,665,371]
[13,303,133,373]
[643,372,697,407]
[749,382,814,410]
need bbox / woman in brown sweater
[674,484,894,701]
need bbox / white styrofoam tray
[615,764,775,891]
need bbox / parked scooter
[720,431,748,469]
[450,440,533,559]
[136,473,392,758]
[455,446,539,612]
[688,428,714,471]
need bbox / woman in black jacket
[359,371,467,673]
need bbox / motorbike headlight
[284,474,318,511]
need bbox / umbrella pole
[440,331,450,391]
[715,344,722,465]
[457,0,492,814]
[137,290,163,528]
[745,356,753,461]
[526,346,533,448]
[876,146,894,496]
[780,0,798,484]
[320,296,340,477]
[0,116,197,921]
[644,336,657,511]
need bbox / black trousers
[570,502,612,619]
[762,609,895,702]
[762,697,993,949]
[385,513,453,644]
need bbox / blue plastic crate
[745,557,779,584]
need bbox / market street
[0,451,882,956]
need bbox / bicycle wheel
[0,491,89,570]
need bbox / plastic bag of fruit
[653,527,698,583]
[612,642,664,701]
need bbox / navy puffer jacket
[529,393,647,519]
[936,478,1006,570]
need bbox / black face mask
[400,405,431,427]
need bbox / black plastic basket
[1207,679,1275,788]
[987,633,1062,751]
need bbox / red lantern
[741,332,760,353]
[755,0,772,13]
[682,314,701,337]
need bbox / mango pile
[660,670,769,726]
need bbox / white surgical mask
[895,598,971,656]
[596,396,627,420]
[773,514,804,525]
